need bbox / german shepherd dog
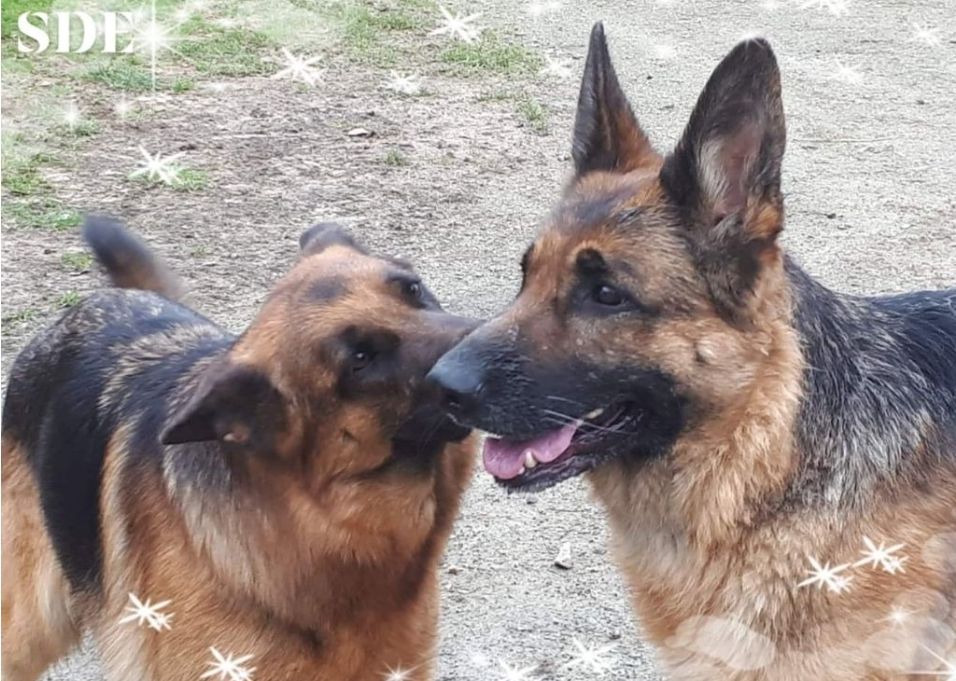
[428,25,956,680]
[2,218,476,681]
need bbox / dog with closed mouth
[2,217,476,681]
[428,24,956,680]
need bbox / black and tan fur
[428,25,956,680]
[2,217,476,681]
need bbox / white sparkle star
[118,593,173,631]
[272,47,323,86]
[854,536,907,573]
[174,0,204,21]
[469,650,492,668]
[880,606,914,627]
[651,43,677,60]
[201,648,255,681]
[833,62,864,85]
[798,556,854,593]
[430,5,482,44]
[383,665,414,681]
[130,146,185,186]
[565,638,616,674]
[385,71,423,95]
[63,101,82,129]
[539,54,572,79]
[525,0,561,17]
[912,23,942,47]
[910,645,956,680]
[114,96,134,118]
[498,661,536,681]
[800,0,849,16]
[130,0,182,90]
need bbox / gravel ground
[9,0,954,679]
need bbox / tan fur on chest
[591,456,956,681]
[93,437,477,681]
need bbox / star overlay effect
[272,47,324,86]
[130,146,186,186]
[526,1,561,17]
[201,648,255,681]
[498,660,537,681]
[912,23,942,48]
[910,645,956,681]
[853,537,908,574]
[129,0,184,90]
[539,55,572,79]
[800,0,850,16]
[798,556,854,593]
[63,101,82,130]
[383,665,414,681]
[565,638,616,674]
[119,593,174,632]
[385,71,424,95]
[430,5,482,43]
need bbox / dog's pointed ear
[572,22,658,176]
[661,38,785,235]
[161,362,287,450]
[299,222,367,257]
[660,39,786,315]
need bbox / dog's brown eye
[404,281,423,300]
[352,349,375,372]
[593,284,624,307]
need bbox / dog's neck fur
[668,257,804,547]
[166,453,440,631]
[785,258,956,510]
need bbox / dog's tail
[82,216,184,301]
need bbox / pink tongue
[482,424,577,480]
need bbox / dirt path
[2,0,952,679]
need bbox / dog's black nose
[426,355,482,418]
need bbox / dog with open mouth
[428,24,956,680]
[2,218,476,681]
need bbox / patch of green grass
[384,148,409,167]
[2,154,49,196]
[178,19,274,76]
[172,77,195,93]
[61,251,93,272]
[330,1,428,64]
[476,90,516,103]
[131,167,209,191]
[340,2,422,37]
[84,60,154,92]
[190,244,211,258]
[516,96,549,135]
[62,119,100,138]
[1,307,39,335]
[57,291,82,309]
[2,0,52,45]
[440,33,541,76]
[2,198,82,231]
[172,168,210,191]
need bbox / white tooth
[584,408,604,420]
[524,450,538,469]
